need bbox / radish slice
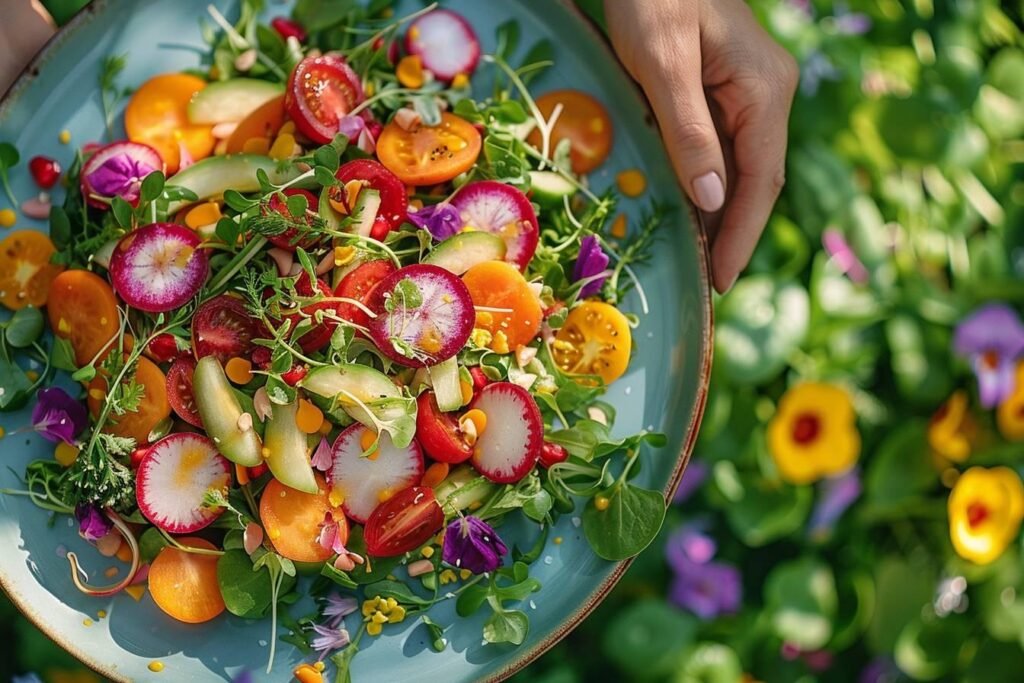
[450,181,540,270]
[405,9,481,82]
[470,382,543,484]
[80,141,164,210]
[367,264,474,367]
[136,433,232,533]
[109,223,210,313]
[328,424,425,523]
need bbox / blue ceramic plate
[0,1,711,680]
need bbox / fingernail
[692,172,725,212]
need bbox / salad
[0,1,673,679]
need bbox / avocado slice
[193,356,263,467]
[166,155,304,213]
[301,364,406,432]
[423,231,507,275]
[264,401,319,494]
[188,79,284,125]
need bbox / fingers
[0,0,55,93]
[604,0,727,214]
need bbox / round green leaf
[866,556,936,653]
[673,643,743,683]
[895,614,972,681]
[603,599,697,680]
[217,549,279,619]
[5,306,44,348]
[863,421,937,511]
[582,484,666,561]
[714,464,812,547]
[765,557,838,650]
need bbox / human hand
[604,0,799,293]
[0,1,56,94]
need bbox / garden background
[4,0,1024,681]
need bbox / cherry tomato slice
[124,74,216,174]
[415,392,473,464]
[166,356,202,427]
[552,301,632,385]
[527,90,613,174]
[46,269,120,366]
[282,275,338,353]
[334,259,397,328]
[265,188,322,251]
[333,159,408,241]
[192,295,260,364]
[0,230,65,310]
[376,112,481,186]
[363,486,444,557]
[285,55,364,144]
[87,357,171,444]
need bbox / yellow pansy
[997,363,1024,441]
[948,466,1024,565]
[767,383,860,485]
[928,390,976,463]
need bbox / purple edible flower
[323,593,358,628]
[953,303,1024,408]
[442,516,508,574]
[31,387,88,444]
[808,468,862,540]
[311,437,333,472]
[408,203,463,241]
[668,556,742,620]
[665,523,716,566]
[672,460,709,505]
[86,153,157,203]
[338,115,377,155]
[310,623,350,660]
[573,235,610,298]
[75,504,112,543]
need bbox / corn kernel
[452,73,469,89]
[0,208,16,228]
[491,331,510,355]
[459,379,474,406]
[389,605,406,623]
[408,26,420,40]
[616,169,647,198]
[147,661,164,673]
[360,428,378,453]
[610,214,628,239]
[421,546,435,559]
[439,569,457,585]
[242,136,271,155]
[269,133,296,161]
[334,245,356,266]
[184,201,223,230]
[470,328,493,348]
[279,121,296,136]
[371,610,388,624]
[377,488,394,503]
[595,496,610,511]
[459,569,472,581]
[361,599,378,617]
[124,585,146,601]
[55,442,79,467]
[366,621,383,636]
[59,130,71,144]
[397,55,426,88]
[476,311,494,327]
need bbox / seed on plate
[58,129,71,144]
[0,208,15,227]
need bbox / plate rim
[0,1,715,680]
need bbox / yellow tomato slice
[552,301,632,385]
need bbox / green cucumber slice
[529,170,576,207]
[424,231,507,275]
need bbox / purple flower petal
[572,235,610,298]
[323,594,358,623]
[665,524,717,569]
[86,154,156,202]
[31,387,88,444]
[311,437,333,472]
[975,354,1017,409]
[954,303,1024,408]
[408,203,463,241]
[672,460,708,505]
[338,115,367,142]
[668,556,741,620]
[442,516,507,574]
[808,468,862,539]
[310,623,350,659]
[75,504,112,542]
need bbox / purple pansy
[668,557,742,619]
[75,504,112,542]
[672,460,709,505]
[338,115,377,155]
[953,303,1024,408]
[442,516,508,574]
[808,468,862,540]
[323,593,358,628]
[311,437,333,472]
[310,623,350,660]
[85,153,157,203]
[408,203,463,241]
[31,387,88,444]
[573,235,610,298]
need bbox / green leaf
[420,615,447,652]
[863,421,937,511]
[362,579,432,607]
[49,205,72,248]
[713,462,813,547]
[895,614,972,681]
[139,171,165,204]
[320,562,358,590]
[456,582,489,617]
[603,599,698,680]
[215,216,240,245]
[293,0,357,32]
[138,527,169,564]
[494,20,520,61]
[50,337,77,373]
[764,557,838,650]
[746,214,810,280]
[223,189,255,212]
[483,607,529,645]
[673,643,743,683]
[0,142,19,169]
[111,197,134,229]
[217,549,279,619]
[0,359,32,411]
[582,483,666,561]
[5,306,44,348]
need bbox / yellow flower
[767,383,860,485]
[928,390,976,462]
[997,362,1024,441]
[948,466,1024,565]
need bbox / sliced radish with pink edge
[450,181,539,270]
[367,264,474,368]
[80,141,164,210]
[470,382,543,484]
[405,9,481,82]
[109,223,210,313]
[136,432,232,534]
[327,424,425,523]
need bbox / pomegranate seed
[539,442,569,468]
[146,333,181,363]
[251,346,272,369]
[271,17,307,42]
[469,367,491,391]
[28,156,61,189]
[282,364,308,386]
[248,463,269,479]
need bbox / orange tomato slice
[528,90,613,174]
[552,301,631,385]
[87,356,170,444]
[47,270,120,366]
[376,112,481,186]
[125,74,216,174]
[0,230,64,310]
[461,261,542,350]
[148,537,225,624]
[225,95,287,154]
[260,474,346,563]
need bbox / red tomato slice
[166,356,203,428]
[527,90,613,174]
[283,275,338,353]
[285,55,364,144]
[363,486,444,557]
[192,295,261,364]
[265,188,322,252]
[333,159,408,241]
[334,259,397,328]
[416,392,473,464]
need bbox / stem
[349,3,438,55]
[348,88,425,118]
[266,568,284,674]
[66,509,141,597]
[0,171,17,207]
[208,236,268,293]
[207,5,287,81]
[158,528,225,556]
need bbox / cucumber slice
[424,231,507,275]
[351,189,382,238]
[166,155,303,213]
[187,79,284,125]
[264,401,319,494]
[319,185,345,232]
[193,356,263,467]
[529,170,576,207]
[428,356,463,412]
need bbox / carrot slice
[0,230,64,310]
[461,261,542,350]
[87,356,170,445]
[47,270,120,366]
[260,474,346,563]
[125,74,216,174]
[148,537,225,624]
[226,95,287,154]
